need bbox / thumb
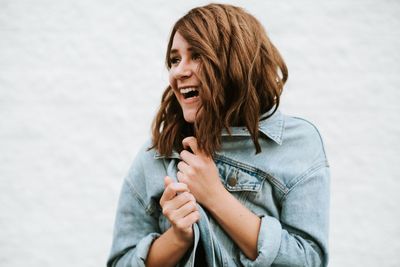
[164,176,173,188]
[182,136,198,155]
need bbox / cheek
[169,71,176,89]
[172,90,180,102]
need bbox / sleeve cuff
[239,215,282,267]
[135,233,161,264]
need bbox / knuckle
[187,168,195,177]
[165,184,173,193]
[182,151,189,158]
[176,192,184,201]
[182,183,189,191]
[162,207,171,217]
[181,192,190,201]
[169,213,177,224]
[178,173,186,183]
[170,183,177,191]
[177,161,183,169]
[175,220,184,229]
[192,161,201,170]
[162,208,167,216]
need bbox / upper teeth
[180,87,198,94]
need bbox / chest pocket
[216,161,263,193]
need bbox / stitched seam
[214,154,288,194]
[281,161,328,202]
[292,116,329,164]
[273,115,285,144]
[124,178,148,211]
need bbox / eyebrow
[170,47,194,55]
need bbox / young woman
[107,4,330,267]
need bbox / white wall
[1,0,399,266]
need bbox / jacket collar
[221,110,284,145]
[154,110,284,159]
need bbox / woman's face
[169,31,202,123]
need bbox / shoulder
[136,139,159,162]
[124,139,166,193]
[282,114,327,150]
[261,113,329,189]
[278,113,329,173]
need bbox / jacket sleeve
[107,153,161,267]
[239,164,330,267]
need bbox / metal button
[227,177,237,187]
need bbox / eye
[170,57,180,65]
[192,53,201,61]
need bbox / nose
[174,60,193,80]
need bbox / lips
[179,87,199,99]
[175,86,201,122]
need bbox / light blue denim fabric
[107,110,330,267]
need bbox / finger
[165,182,189,198]
[165,191,196,210]
[160,182,189,207]
[179,150,198,166]
[164,176,173,188]
[162,192,196,219]
[176,171,185,183]
[182,136,199,155]
[171,200,198,221]
[177,161,190,173]
[177,210,201,228]
[177,171,191,184]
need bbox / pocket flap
[217,162,262,192]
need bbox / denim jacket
[107,110,330,267]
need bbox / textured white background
[1,0,399,266]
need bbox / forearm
[206,188,261,260]
[146,227,192,267]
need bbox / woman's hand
[159,176,200,245]
[177,136,226,208]
[177,138,261,260]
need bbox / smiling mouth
[180,87,199,99]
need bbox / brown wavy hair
[150,3,288,156]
